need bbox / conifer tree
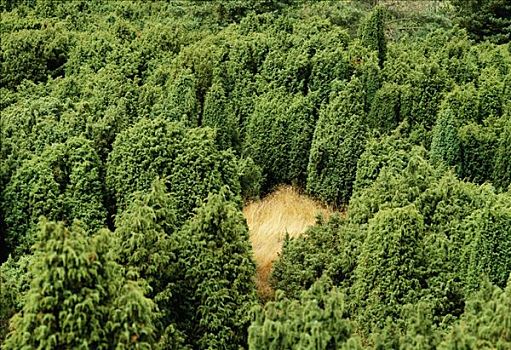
[493,116,511,191]
[203,81,239,151]
[1,136,106,257]
[439,279,511,349]
[178,188,257,349]
[244,90,316,190]
[367,82,403,133]
[451,0,511,44]
[106,117,241,219]
[114,179,187,347]
[307,77,368,206]
[358,5,386,68]
[430,108,461,169]
[464,200,511,291]
[3,220,157,350]
[352,205,425,334]
[249,278,362,350]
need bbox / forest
[0,0,510,349]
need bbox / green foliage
[249,278,361,350]
[203,81,239,150]
[451,0,511,44]
[430,108,461,169]
[307,78,368,205]
[178,189,257,349]
[244,90,316,190]
[354,125,413,193]
[237,156,263,200]
[358,5,386,67]
[0,24,70,89]
[458,123,498,184]
[3,220,157,350]
[2,1,511,348]
[1,136,106,257]
[464,200,511,291]
[106,117,240,219]
[439,279,511,349]
[271,215,361,298]
[367,82,403,133]
[493,116,511,190]
[352,205,425,334]
[0,255,31,343]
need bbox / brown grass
[243,185,334,300]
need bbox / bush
[2,137,106,257]
[3,220,157,350]
[244,90,316,190]
[106,117,240,219]
[307,78,368,206]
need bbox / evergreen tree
[493,116,511,190]
[178,188,257,349]
[352,205,425,334]
[3,220,157,350]
[106,117,241,219]
[430,108,461,169]
[367,82,403,133]
[1,136,106,257]
[244,90,316,190]
[307,77,368,206]
[358,5,386,68]
[249,278,362,350]
[451,0,511,44]
[203,81,239,151]
[439,279,511,349]
[464,200,511,291]
[114,179,186,347]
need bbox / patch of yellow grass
[243,185,333,300]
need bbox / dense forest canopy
[1,0,510,349]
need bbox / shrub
[307,78,368,206]
[106,117,240,219]
[1,137,106,257]
[3,220,157,350]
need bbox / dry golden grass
[243,185,334,300]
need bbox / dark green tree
[178,189,257,349]
[249,278,362,350]
[3,220,157,349]
[307,78,368,206]
[358,5,386,68]
[439,279,511,349]
[352,205,425,335]
[106,117,240,219]
[1,136,106,257]
[451,0,511,44]
[244,90,316,190]
[493,116,511,190]
[202,81,239,151]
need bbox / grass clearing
[243,185,334,300]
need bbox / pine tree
[3,220,157,349]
